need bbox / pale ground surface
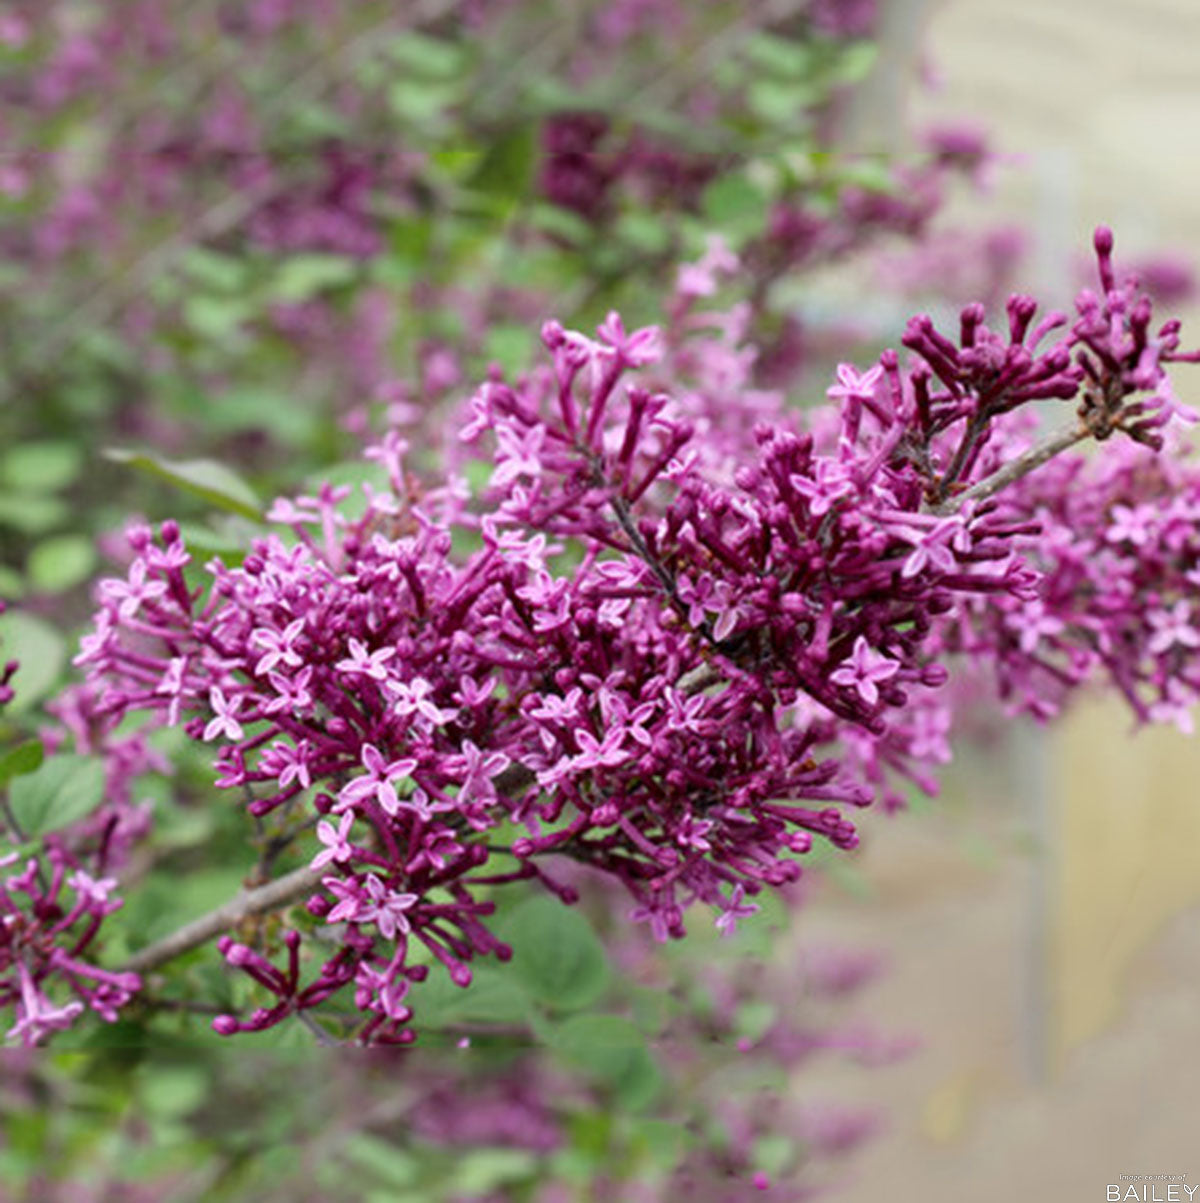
[788,2,1200,1200]
[798,796,1200,1202]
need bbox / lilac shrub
[12,228,1185,1047]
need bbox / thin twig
[0,794,28,845]
[931,421,1091,516]
[609,493,686,612]
[297,1009,340,1046]
[122,863,324,975]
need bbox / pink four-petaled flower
[830,637,900,706]
[203,687,245,742]
[359,874,419,940]
[336,744,418,815]
[311,812,355,870]
[826,362,885,405]
[335,637,396,682]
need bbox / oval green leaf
[0,610,66,712]
[27,534,97,594]
[8,754,106,838]
[498,895,610,1012]
[0,740,44,787]
[551,1013,662,1110]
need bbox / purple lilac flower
[67,230,1198,1043]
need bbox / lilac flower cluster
[538,110,720,224]
[0,849,141,1047]
[891,227,1200,722]
[65,229,1195,1044]
[944,429,1200,727]
[0,602,166,1045]
[2,1,363,263]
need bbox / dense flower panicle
[59,229,1196,1043]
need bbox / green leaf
[528,202,594,247]
[836,157,894,194]
[0,491,69,534]
[179,248,248,294]
[385,214,433,269]
[634,1118,693,1171]
[469,125,536,197]
[343,1134,418,1189]
[550,1013,661,1110]
[630,985,674,1037]
[746,79,820,126]
[202,388,318,444]
[0,567,24,599]
[2,441,84,494]
[751,1133,795,1178]
[831,40,879,85]
[387,80,459,127]
[701,172,770,244]
[269,254,358,303]
[385,31,466,79]
[734,1000,777,1043]
[482,323,534,377]
[498,896,610,1012]
[174,521,252,563]
[27,534,97,594]
[9,754,106,838]
[451,1148,536,1195]
[76,328,134,373]
[615,211,672,256]
[742,32,814,79]
[104,449,260,520]
[137,1066,209,1118]
[0,610,66,712]
[283,99,350,141]
[0,740,43,787]
[182,295,252,341]
[406,962,531,1028]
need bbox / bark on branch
[123,864,324,976]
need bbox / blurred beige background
[797,2,1200,1200]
